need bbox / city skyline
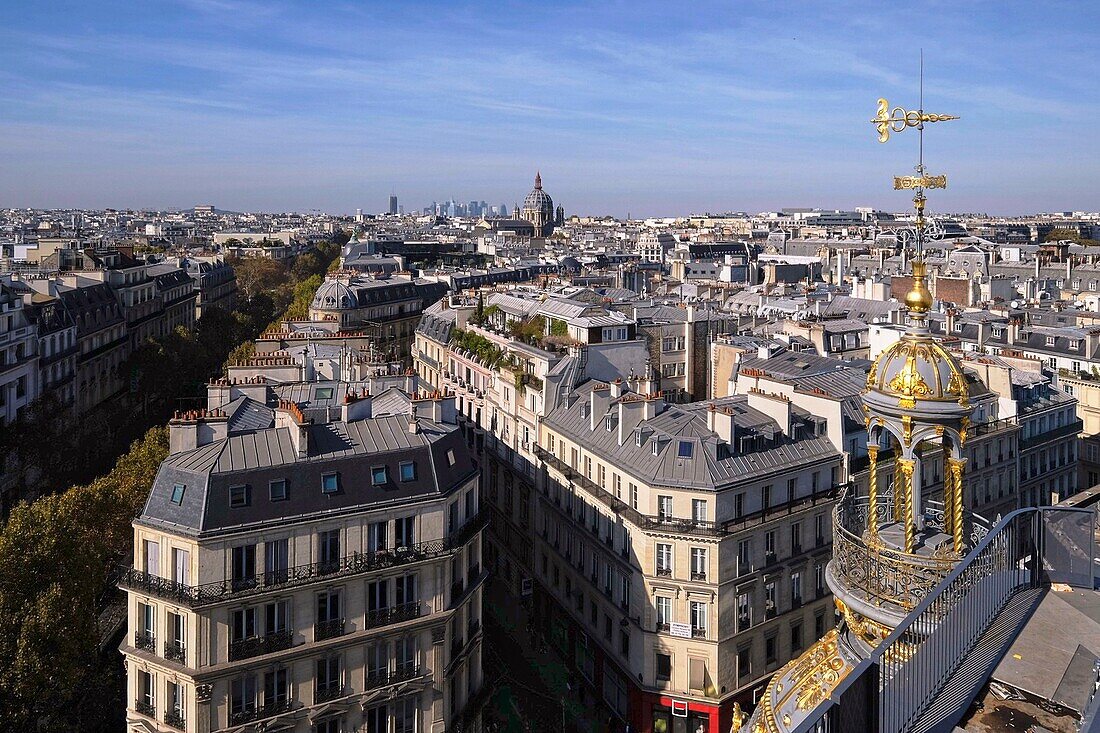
[1,1,1097,216]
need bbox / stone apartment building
[0,276,40,427]
[182,257,238,316]
[118,391,486,733]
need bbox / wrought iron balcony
[135,632,156,653]
[691,627,706,639]
[117,516,486,608]
[314,618,345,641]
[135,700,155,718]
[656,622,670,633]
[365,602,421,629]
[366,665,424,690]
[314,684,343,704]
[164,641,186,664]
[655,567,672,577]
[228,630,293,661]
[164,709,186,730]
[690,571,707,582]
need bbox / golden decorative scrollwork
[894,174,947,190]
[787,629,850,711]
[836,597,893,649]
[902,414,913,447]
[872,98,959,143]
[887,355,934,400]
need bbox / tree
[0,428,167,732]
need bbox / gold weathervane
[872,98,959,143]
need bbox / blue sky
[0,1,1096,216]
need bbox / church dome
[311,279,357,310]
[522,172,553,216]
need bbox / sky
[0,1,1097,217]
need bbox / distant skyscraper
[388,195,398,215]
[500,203,508,217]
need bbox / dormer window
[652,440,660,456]
[677,441,694,459]
[371,466,388,485]
[1046,336,1056,347]
[993,327,1004,338]
[635,431,643,447]
[170,484,185,505]
[399,461,416,482]
[229,484,250,508]
[1070,339,1082,350]
[269,479,287,501]
[605,416,614,431]
[321,473,340,494]
[954,323,963,333]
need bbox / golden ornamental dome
[866,334,968,408]
[904,259,933,313]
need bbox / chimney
[1007,316,1022,345]
[341,390,373,422]
[945,308,957,335]
[168,408,229,454]
[609,377,624,399]
[1087,328,1100,357]
[275,400,311,458]
[746,388,792,436]
[590,383,611,431]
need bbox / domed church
[520,171,561,236]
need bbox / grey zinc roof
[544,385,840,492]
[142,414,477,536]
[222,395,276,433]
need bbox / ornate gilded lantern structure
[741,73,990,733]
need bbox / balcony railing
[655,567,672,577]
[1019,419,1082,450]
[135,632,156,653]
[691,627,706,639]
[314,618,345,642]
[230,699,292,726]
[534,445,836,538]
[315,684,344,704]
[228,630,293,662]
[366,665,424,690]
[164,710,185,730]
[365,602,421,629]
[164,641,186,664]
[690,571,707,582]
[135,700,155,718]
[118,513,486,608]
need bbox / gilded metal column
[896,458,915,553]
[948,457,966,554]
[867,445,880,542]
[892,464,904,523]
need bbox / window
[371,466,388,485]
[321,473,339,494]
[230,484,250,508]
[396,574,418,607]
[167,680,184,723]
[231,674,257,717]
[172,548,190,585]
[170,484,185,505]
[265,539,289,585]
[766,634,777,665]
[690,601,707,637]
[765,580,777,618]
[367,521,387,552]
[656,596,672,629]
[137,669,156,712]
[657,495,673,519]
[317,590,342,623]
[315,387,334,400]
[691,499,707,522]
[677,441,694,458]
[232,545,256,588]
[318,529,340,571]
[656,543,672,576]
[399,462,416,481]
[395,516,415,548]
[690,548,707,581]
[737,592,751,630]
[620,629,630,656]
[264,667,289,706]
[791,571,803,606]
[734,492,745,518]
[737,540,752,575]
[737,647,752,680]
[765,530,776,561]
[269,479,287,501]
[316,654,341,696]
[395,696,417,733]
[232,606,258,642]
[446,449,456,466]
[1046,336,1056,347]
[265,599,290,635]
[791,522,802,553]
[791,623,803,652]
[656,652,672,682]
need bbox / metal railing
[164,641,186,664]
[118,513,486,608]
[791,505,1095,733]
[314,618,345,641]
[228,630,293,661]
[365,602,421,629]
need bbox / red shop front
[633,692,721,733]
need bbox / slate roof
[543,384,841,493]
[141,414,477,537]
